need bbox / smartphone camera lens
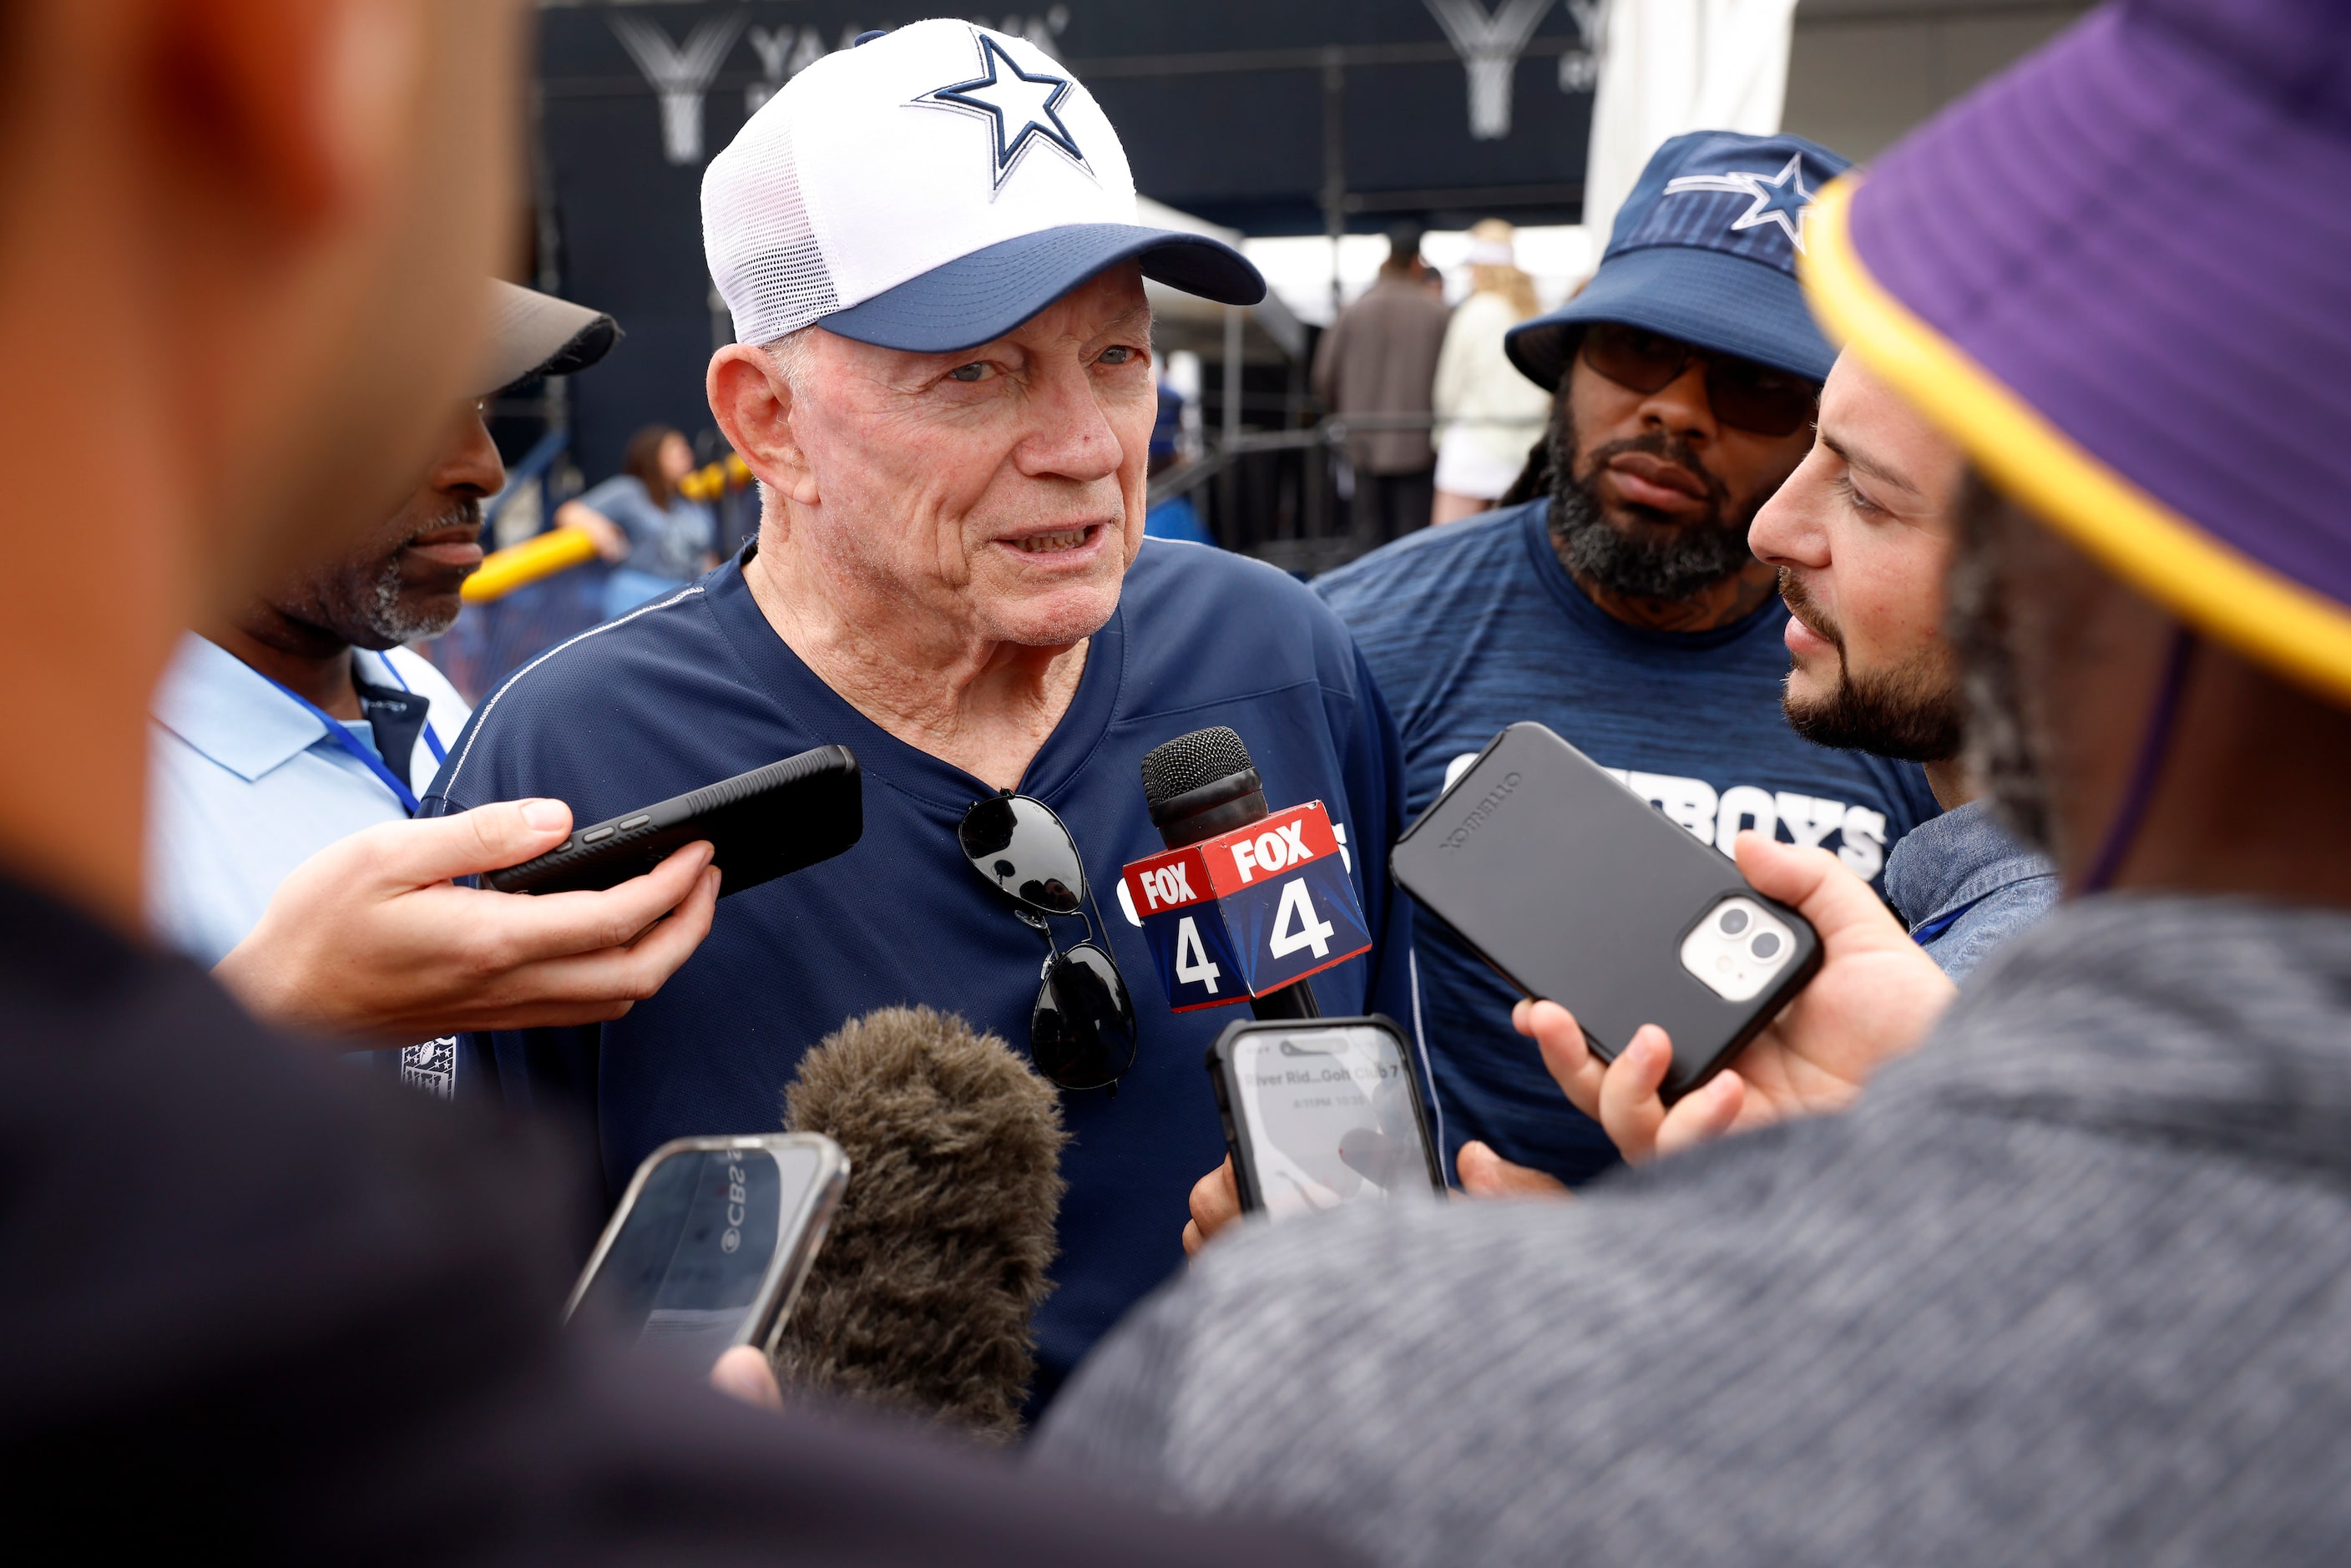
[1751,932,1782,960]
[1718,908,1751,936]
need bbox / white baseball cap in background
[703,19,1265,354]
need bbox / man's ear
[154,0,423,226]
[709,345,821,507]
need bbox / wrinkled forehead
[811,263,1153,389]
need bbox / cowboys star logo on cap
[1499,131,1848,392]
[915,30,1092,190]
[1662,154,1817,250]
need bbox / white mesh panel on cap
[703,113,838,346]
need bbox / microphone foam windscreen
[1140,725,1255,807]
[779,1007,1068,1444]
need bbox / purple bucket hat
[1802,0,2351,705]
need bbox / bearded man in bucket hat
[1035,3,2351,1560]
[1312,129,1939,1195]
[423,21,1418,1412]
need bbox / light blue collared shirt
[146,632,470,968]
[1882,798,2060,983]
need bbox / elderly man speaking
[426,23,1413,1408]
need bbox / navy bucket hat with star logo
[702,19,1262,356]
[1506,130,1852,393]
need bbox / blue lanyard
[261,673,421,817]
[370,650,447,766]
[1911,892,1991,947]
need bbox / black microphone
[776,1006,1068,1445]
[1140,727,1322,1020]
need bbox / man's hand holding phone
[1479,832,1956,1179]
[1184,1156,1242,1257]
[215,800,721,1044]
[1191,831,1959,1235]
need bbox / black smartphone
[483,745,862,897]
[1390,721,1822,1103]
[563,1133,848,1372]
[1206,1015,1445,1219]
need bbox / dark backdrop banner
[538,1,1598,479]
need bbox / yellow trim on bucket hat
[1802,173,2351,707]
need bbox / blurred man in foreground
[1315,131,1938,1191]
[0,3,1338,1560]
[1041,3,2351,1561]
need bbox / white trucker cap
[702,19,1264,353]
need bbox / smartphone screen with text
[1218,1020,1442,1222]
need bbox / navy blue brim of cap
[1504,245,1838,392]
[820,223,1267,354]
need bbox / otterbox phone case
[484,745,862,898]
[1390,722,1820,1102]
[1205,1015,1445,1219]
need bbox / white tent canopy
[1226,0,1805,329]
[1580,0,1802,245]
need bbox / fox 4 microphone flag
[1119,802,1371,1012]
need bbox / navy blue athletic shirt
[422,539,1415,1403]
[1317,500,1939,1186]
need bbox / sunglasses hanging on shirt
[958,792,1139,1093]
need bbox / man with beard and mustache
[1313,132,1937,1191]
[1043,8,2351,1561]
[146,281,619,977]
[1750,349,2056,982]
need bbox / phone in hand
[1206,1016,1444,1220]
[484,745,861,897]
[1391,722,1822,1103]
[563,1134,848,1373]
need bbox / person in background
[1429,220,1551,526]
[1314,132,1933,1191]
[561,423,720,619]
[1143,382,1215,545]
[1312,223,1452,548]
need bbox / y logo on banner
[611,13,746,165]
[1424,0,1557,140]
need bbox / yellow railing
[461,524,599,604]
[678,451,753,503]
[463,453,756,604]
